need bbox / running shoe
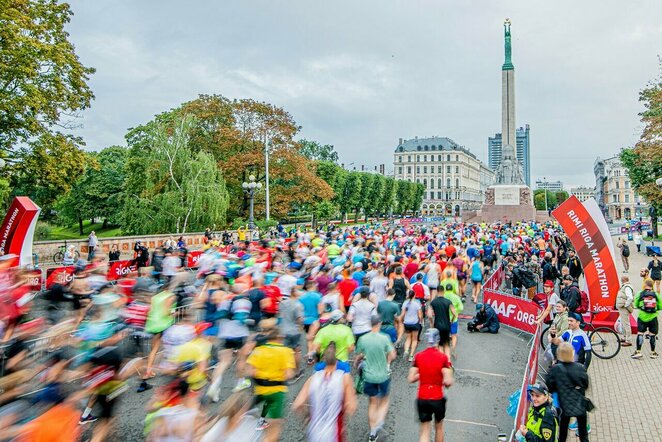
[136,380,153,393]
[651,351,659,359]
[79,414,98,425]
[631,351,643,359]
[568,420,577,431]
[369,435,378,442]
[256,417,270,431]
[408,355,414,363]
[287,370,305,385]
[233,377,252,392]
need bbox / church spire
[502,19,514,71]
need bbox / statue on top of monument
[495,143,525,185]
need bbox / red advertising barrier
[512,324,543,439]
[484,266,505,291]
[45,266,76,289]
[187,250,203,268]
[107,260,137,281]
[25,269,43,291]
[552,196,620,312]
[482,289,541,334]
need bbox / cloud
[65,0,662,187]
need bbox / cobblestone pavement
[588,234,661,441]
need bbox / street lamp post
[264,140,270,221]
[242,174,262,238]
[543,177,548,212]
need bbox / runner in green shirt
[310,310,355,362]
[442,282,464,358]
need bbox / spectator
[518,383,558,442]
[565,250,583,280]
[615,275,634,346]
[88,231,98,260]
[617,238,630,273]
[467,303,499,334]
[108,244,120,262]
[545,342,590,442]
[647,255,661,294]
[633,231,642,253]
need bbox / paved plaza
[587,234,661,441]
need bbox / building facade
[569,186,595,203]
[394,136,495,216]
[488,124,531,186]
[594,156,648,221]
[535,180,564,192]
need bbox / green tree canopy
[298,139,339,163]
[620,73,662,212]
[123,114,229,234]
[10,132,89,216]
[0,0,95,152]
[533,189,558,210]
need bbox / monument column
[501,19,516,150]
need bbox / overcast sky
[66,0,662,188]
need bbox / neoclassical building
[393,136,495,217]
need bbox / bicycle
[52,240,80,264]
[539,311,621,359]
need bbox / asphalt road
[92,300,529,442]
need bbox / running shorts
[256,392,286,419]
[417,397,447,423]
[637,317,659,335]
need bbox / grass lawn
[44,220,122,241]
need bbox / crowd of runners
[1,219,659,441]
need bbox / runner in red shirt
[408,328,454,442]
[337,269,359,310]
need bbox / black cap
[563,275,574,281]
[527,382,549,396]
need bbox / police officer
[518,383,558,442]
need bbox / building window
[437,192,442,199]
[438,166,442,173]
[416,178,420,183]
[430,180,434,189]
[625,194,630,203]
[615,181,619,189]
[417,146,422,151]
[455,166,459,173]
[423,179,427,187]
[416,166,420,173]
[423,166,427,173]
[625,181,630,189]
[417,155,420,162]
[438,178,442,188]
[455,178,459,188]
[423,155,427,162]
[446,165,451,173]
[424,146,429,151]
[446,178,451,188]
[407,166,412,173]
[398,166,403,174]
[408,155,411,162]
[455,155,459,161]
[447,154,451,162]
[431,145,436,151]
[398,156,402,162]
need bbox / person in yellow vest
[237,226,247,242]
[518,382,558,442]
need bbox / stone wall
[33,232,209,266]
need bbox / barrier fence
[481,264,544,441]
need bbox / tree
[338,171,362,222]
[533,190,557,210]
[620,72,662,214]
[379,177,397,216]
[0,0,95,152]
[365,174,385,220]
[395,180,413,215]
[55,146,127,234]
[10,132,89,216]
[122,114,229,234]
[298,139,339,163]
[355,173,374,222]
[555,190,569,206]
[411,183,425,213]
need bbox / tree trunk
[102,218,108,229]
[78,217,84,236]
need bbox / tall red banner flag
[0,197,41,267]
[552,196,620,312]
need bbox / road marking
[446,418,498,428]
[455,368,507,378]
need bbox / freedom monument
[480,19,536,222]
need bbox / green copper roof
[502,19,514,71]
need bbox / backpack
[576,290,590,314]
[640,290,658,314]
[622,244,630,257]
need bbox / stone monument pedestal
[478,184,536,222]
